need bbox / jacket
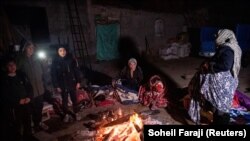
[0,71,33,108]
[51,54,81,90]
[209,45,234,73]
[17,55,45,97]
[119,66,143,90]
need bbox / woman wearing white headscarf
[119,58,143,91]
[186,29,242,124]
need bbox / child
[51,46,82,122]
[0,58,37,141]
[139,75,168,110]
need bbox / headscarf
[215,29,242,78]
[128,58,137,65]
[22,41,35,52]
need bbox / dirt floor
[34,55,250,141]
[35,103,189,141]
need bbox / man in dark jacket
[51,46,82,122]
[0,58,37,141]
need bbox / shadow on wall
[83,67,113,86]
[118,36,141,68]
[187,28,200,57]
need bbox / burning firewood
[95,113,143,141]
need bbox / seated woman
[184,29,242,124]
[115,58,143,92]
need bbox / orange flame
[96,113,143,141]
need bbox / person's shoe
[39,122,49,130]
[63,114,70,123]
[69,115,75,122]
[149,103,158,111]
[75,113,82,121]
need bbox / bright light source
[37,51,46,59]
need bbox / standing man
[17,41,49,132]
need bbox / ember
[95,112,143,141]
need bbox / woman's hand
[19,99,26,105]
[76,83,81,90]
[56,87,62,93]
[25,98,31,104]
[200,62,209,73]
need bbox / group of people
[114,57,169,110]
[0,28,244,141]
[117,28,244,125]
[0,42,82,141]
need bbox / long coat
[51,54,82,90]
[17,55,45,97]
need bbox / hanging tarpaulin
[96,23,120,60]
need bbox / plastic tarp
[200,26,218,53]
[236,24,250,51]
[96,23,120,60]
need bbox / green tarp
[96,23,120,60]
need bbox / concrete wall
[4,0,88,53]
[88,4,185,56]
[4,0,185,56]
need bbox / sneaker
[63,114,70,123]
[68,115,75,122]
[75,113,82,121]
[149,103,158,111]
[39,122,49,130]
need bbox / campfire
[73,108,163,141]
[95,109,143,141]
